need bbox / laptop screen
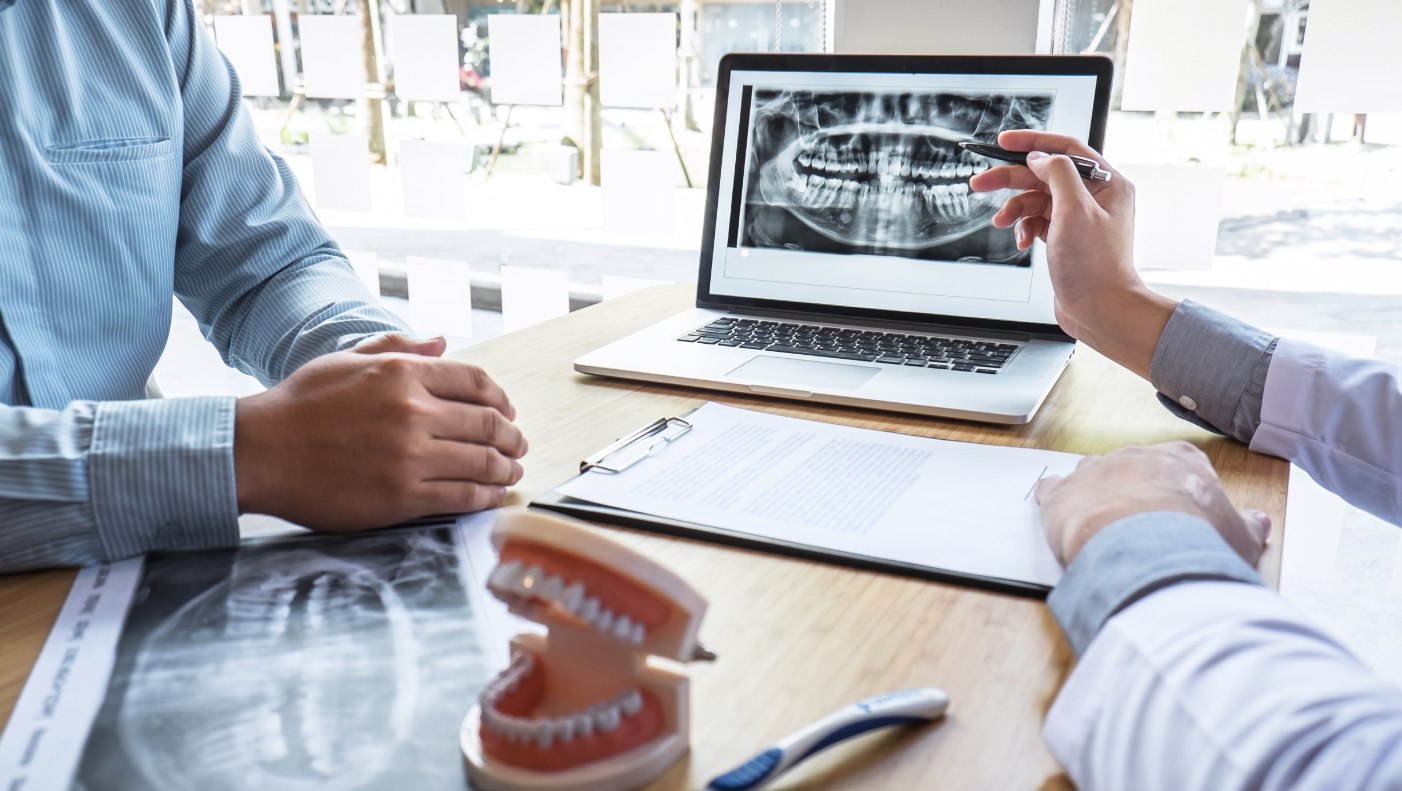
[700,55,1110,333]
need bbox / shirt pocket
[44,137,176,165]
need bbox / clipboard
[530,410,1054,600]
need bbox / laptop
[576,53,1113,424]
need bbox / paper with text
[558,403,1077,586]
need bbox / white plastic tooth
[556,717,576,743]
[613,615,634,642]
[520,564,545,593]
[562,582,585,613]
[535,720,554,749]
[488,559,522,590]
[575,712,594,738]
[596,608,615,633]
[629,622,645,644]
[579,596,601,622]
[595,705,622,732]
[620,690,643,717]
[540,574,565,601]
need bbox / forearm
[166,0,407,384]
[1149,300,1402,523]
[1251,340,1402,525]
[216,253,409,385]
[0,399,239,573]
[1047,579,1402,790]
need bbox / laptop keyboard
[676,317,1020,373]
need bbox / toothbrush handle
[704,687,948,791]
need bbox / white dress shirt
[1045,300,1402,789]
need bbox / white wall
[833,0,1052,55]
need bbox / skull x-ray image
[71,527,491,791]
[740,88,1054,265]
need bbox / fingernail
[1026,151,1048,162]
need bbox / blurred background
[160,0,1402,395]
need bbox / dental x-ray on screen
[740,89,1053,265]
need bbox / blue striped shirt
[0,0,408,572]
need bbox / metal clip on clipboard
[580,416,693,474]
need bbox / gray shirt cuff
[1149,299,1278,443]
[1048,511,1263,656]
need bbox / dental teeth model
[461,510,712,791]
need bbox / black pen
[959,142,1112,182]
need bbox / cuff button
[1178,395,1198,411]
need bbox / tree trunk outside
[1228,0,1264,145]
[679,0,699,131]
[1110,0,1132,110]
[356,0,388,163]
[565,0,601,185]
[270,0,298,100]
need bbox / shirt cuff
[1047,511,1263,656]
[1149,299,1278,443]
[88,396,240,559]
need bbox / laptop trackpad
[727,355,880,391]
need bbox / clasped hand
[234,333,527,531]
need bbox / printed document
[558,403,1080,586]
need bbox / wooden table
[0,284,1288,789]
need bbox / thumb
[1025,151,1092,210]
[1034,474,1064,505]
[1241,508,1272,544]
[354,333,447,357]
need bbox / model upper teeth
[487,562,648,645]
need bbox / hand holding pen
[965,130,1174,381]
[959,141,1112,182]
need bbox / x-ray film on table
[739,88,1052,265]
[0,518,510,791]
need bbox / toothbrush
[703,686,950,791]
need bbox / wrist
[233,393,277,516]
[1069,287,1177,380]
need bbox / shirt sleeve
[1149,299,1278,443]
[1047,512,1262,656]
[0,1,411,574]
[1044,580,1402,791]
[1251,339,1402,525]
[0,397,238,574]
[161,0,408,385]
